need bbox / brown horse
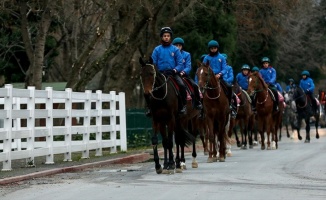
[196,61,229,162]
[247,72,283,150]
[139,57,196,174]
[232,82,255,149]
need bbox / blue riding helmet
[221,53,228,60]
[172,37,184,46]
[242,64,250,70]
[289,78,294,82]
[160,27,173,37]
[261,57,270,63]
[208,40,219,48]
[251,66,259,72]
[301,70,310,76]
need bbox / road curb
[0,153,151,185]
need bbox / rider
[285,78,296,92]
[259,57,279,112]
[236,64,250,91]
[172,37,202,110]
[250,66,259,111]
[148,27,187,117]
[251,66,259,73]
[202,40,236,118]
[299,70,318,114]
[221,53,237,118]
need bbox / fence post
[26,86,35,166]
[45,87,54,164]
[119,92,127,151]
[64,88,72,161]
[81,90,91,159]
[95,90,103,156]
[2,84,13,171]
[110,91,117,153]
[13,97,22,151]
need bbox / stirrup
[195,102,203,110]
[179,105,187,115]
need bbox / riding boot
[144,94,152,117]
[313,98,318,114]
[273,90,279,112]
[179,88,187,115]
[230,93,237,119]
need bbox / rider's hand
[215,73,221,79]
[180,71,185,77]
[173,69,177,74]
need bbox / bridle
[292,87,307,109]
[250,74,269,104]
[199,66,221,99]
[140,64,170,101]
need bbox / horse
[196,61,229,162]
[139,57,195,174]
[247,72,283,150]
[283,92,299,139]
[289,86,320,142]
[231,82,255,149]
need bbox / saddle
[169,76,192,100]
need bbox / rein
[201,67,221,99]
[252,76,269,104]
[293,88,308,109]
[140,64,169,101]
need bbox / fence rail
[0,84,126,171]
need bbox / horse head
[247,71,268,96]
[196,60,218,93]
[139,57,157,95]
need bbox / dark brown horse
[196,61,229,162]
[289,85,319,142]
[247,72,282,150]
[232,82,255,149]
[139,57,195,174]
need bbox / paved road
[1,129,326,200]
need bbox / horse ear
[205,60,210,68]
[149,56,153,64]
[139,57,145,66]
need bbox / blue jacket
[300,77,315,94]
[259,66,276,85]
[223,65,234,84]
[285,84,296,92]
[180,50,191,75]
[151,44,184,72]
[203,53,227,76]
[236,72,248,90]
[275,82,283,93]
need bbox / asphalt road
[1,129,326,200]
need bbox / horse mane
[252,71,268,89]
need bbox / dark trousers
[186,77,201,103]
[172,74,187,106]
[306,92,317,110]
[268,85,279,110]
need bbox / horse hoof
[181,162,187,170]
[168,169,175,174]
[219,157,225,162]
[253,141,258,146]
[207,158,214,163]
[204,151,209,156]
[162,169,169,174]
[298,136,302,140]
[249,145,253,149]
[156,167,163,174]
[241,145,247,150]
[227,152,232,157]
[192,162,198,168]
[175,168,183,173]
[261,146,265,150]
[237,143,241,148]
[272,146,276,150]
[267,146,271,150]
[212,157,218,162]
[304,140,310,143]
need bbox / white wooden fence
[0,84,127,171]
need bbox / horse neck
[294,89,306,106]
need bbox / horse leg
[175,142,181,173]
[233,126,241,147]
[192,138,198,168]
[218,127,227,162]
[167,131,175,174]
[315,115,320,139]
[297,117,303,140]
[152,133,162,174]
[258,122,265,150]
[305,118,311,143]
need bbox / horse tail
[175,126,196,147]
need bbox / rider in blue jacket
[221,53,237,118]
[299,70,317,113]
[285,78,296,92]
[202,41,235,118]
[148,27,187,116]
[172,37,202,110]
[259,57,279,111]
[236,64,250,90]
